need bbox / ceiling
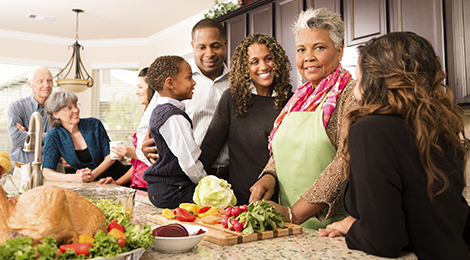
[0,0,217,40]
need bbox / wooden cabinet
[248,2,274,36]
[274,0,303,88]
[225,14,247,65]
[306,0,341,13]
[344,0,387,47]
[216,0,468,107]
[216,0,302,88]
[388,0,445,68]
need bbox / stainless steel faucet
[23,111,44,189]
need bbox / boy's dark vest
[143,103,193,184]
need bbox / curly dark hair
[229,33,292,117]
[339,31,468,200]
[147,56,185,92]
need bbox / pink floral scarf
[268,64,351,151]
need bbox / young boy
[143,55,207,208]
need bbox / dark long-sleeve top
[344,115,470,259]
[199,89,291,205]
[43,118,110,171]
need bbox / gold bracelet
[287,207,293,223]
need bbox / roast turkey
[0,185,106,245]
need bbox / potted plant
[204,0,240,19]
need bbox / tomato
[107,219,125,233]
[34,251,39,259]
[116,237,126,247]
[109,228,126,238]
[59,243,92,256]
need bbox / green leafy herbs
[204,0,239,19]
[235,200,286,235]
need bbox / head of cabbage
[193,175,237,210]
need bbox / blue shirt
[7,95,53,164]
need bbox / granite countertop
[2,176,419,260]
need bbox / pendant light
[55,9,93,93]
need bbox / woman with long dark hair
[318,31,470,259]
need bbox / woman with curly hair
[199,33,293,205]
[318,32,470,259]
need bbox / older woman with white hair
[42,90,127,183]
[249,8,357,229]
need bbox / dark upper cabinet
[225,14,247,66]
[306,0,341,14]
[344,0,387,47]
[216,0,302,88]
[388,0,445,68]
[216,0,468,107]
[248,2,274,36]
[274,0,303,89]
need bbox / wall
[0,14,202,118]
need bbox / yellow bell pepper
[198,207,219,218]
[178,203,200,216]
[108,228,125,238]
[78,234,94,244]
[162,208,175,219]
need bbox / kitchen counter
[132,201,417,260]
[3,177,419,260]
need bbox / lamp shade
[56,78,91,93]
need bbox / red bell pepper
[59,243,92,256]
[198,206,212,214]
[174,207,196,222]
[107,219,126,233]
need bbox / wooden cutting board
[148,213,302,245]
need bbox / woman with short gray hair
[43,90,127,183]
[249,8,357,229]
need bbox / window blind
[91,68,140,147]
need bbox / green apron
[272,96,348,229]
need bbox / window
[0,62,60,155]
[91,68,140,147]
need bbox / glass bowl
[68,186,136,221]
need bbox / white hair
[292,8,344,48]
[27,66,50,82]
